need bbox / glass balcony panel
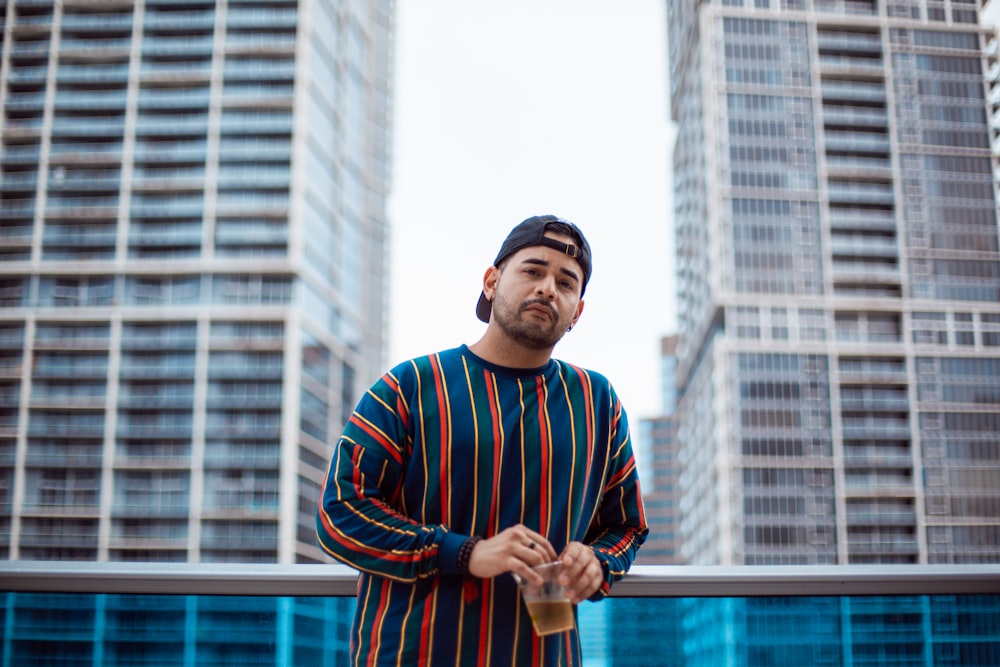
[139,60,213,78]
[0,199,35,218]
[19,518,99,547]
[224,31,296,49]
[830,236,899,258]
[115,439,192,465]
[50,116,126,138]
[133,140,207,163]
[25,439,103,466]
[831,259,900,281]
[9,40,51,57]
[56,64,130,84]
[111,519,187,541]
[143,9,216,31]
[4,92,46,109]
[226,7,298,29]
[827,178,893,199]
[137,88,211,109]
[825,154,892,172]
[134,115,209,137]
[41,227,118,254]
[208,321,284,346]
[12,12,54,28]
[204,440,280,468]
[127,223,203,249]
[821,81,886,103]
[2,172,41,191]
[219,111,292,133]
[46,166,121,189]
[818,54,884,71]
[843,445,912,467]
[814,0,879,15]
[2,565,998,666]
[132,165,207,184]
[141,36,214,55]
[44,194,119,211]
[1,145,42,163]
[32,353,109,378]
[61,13,134,31]
[117,411,193,430]
[27,410,105,437]
[6,66,49,84]
[816,33,882,52]
[123,279,203,307]
[49,141,123,159]
[21,468,101,510]
[120,323,197,350]
[223,57,295,80]
[214,220,288,246]
[53,90,129,110]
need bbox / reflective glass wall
[3,593,998,666]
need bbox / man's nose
[535,276,557,299]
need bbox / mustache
[520,298,557,318]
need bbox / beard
[491,294,570,351]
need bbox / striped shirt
[317,345,648,666]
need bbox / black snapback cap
[476,215,592,323]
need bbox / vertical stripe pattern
[317,345,648,666]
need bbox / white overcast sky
[388,1,676,424]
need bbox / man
[317,215,648,665]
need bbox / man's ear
[569,299,585,330]
[482,265,500,300]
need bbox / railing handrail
[2,562,998,598]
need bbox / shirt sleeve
[315,366,468,582]
[584,387,649,600]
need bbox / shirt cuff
[438,531,470,575]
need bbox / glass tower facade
[636,336,683,565]
[0,0,394,565]
[668,0,1000,567]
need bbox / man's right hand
[466,524,557,585]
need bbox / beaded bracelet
[457,536,482,576]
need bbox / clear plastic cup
[517,560,575,636]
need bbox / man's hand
[558,542,603,604]
[467,524,557,585]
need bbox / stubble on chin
[494,298,566,350]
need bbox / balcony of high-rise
[1,561,998,665]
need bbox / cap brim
[476,291,491,323]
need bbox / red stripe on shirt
[418,580,437,662]
[348,414,403,465]
[535,376,550,535]
[366,580,391,667]
[484,370,502,531]
[477,580,492,665]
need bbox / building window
[40,276,115,307]
[213,274,293,305]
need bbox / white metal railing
[2,562,998,598]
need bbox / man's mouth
[522,301,556,321]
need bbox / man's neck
[468,329,554,370]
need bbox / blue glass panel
[2,594,998,666]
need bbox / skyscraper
[668,0,1000,566]
[0,0,394,565]
[636,335,682,565]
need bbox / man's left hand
[557,542,603,604]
